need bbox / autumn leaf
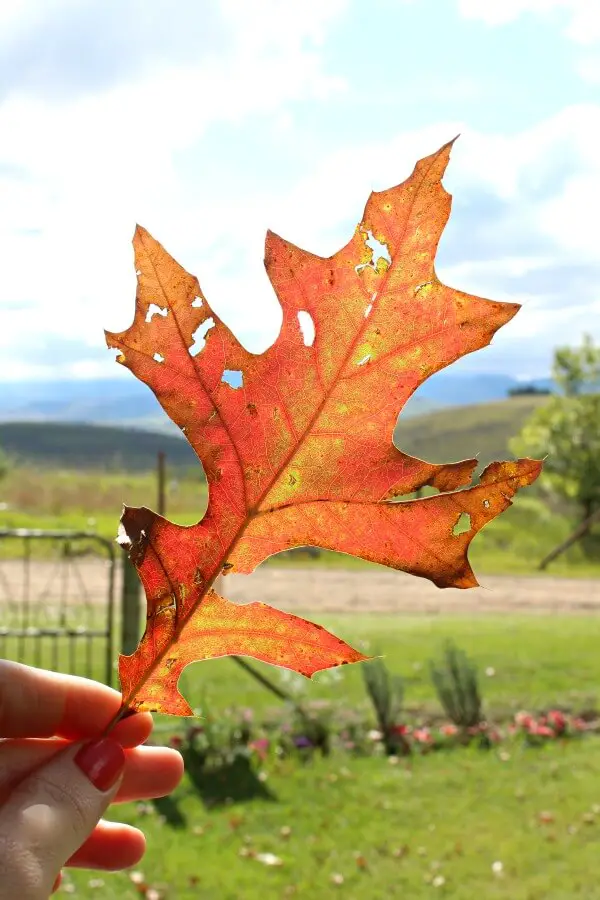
[106,139,541,715]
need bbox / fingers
[0,739,184,805]
[66,819,146,870]
[0,660,153,745]
[0,739,125,899]
[115,745,184,803]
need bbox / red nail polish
[74,738,125,792]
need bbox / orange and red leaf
[106,139,542,715]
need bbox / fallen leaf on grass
[354,852,369,869]
[538,810,555,824]
[256,852,283,867]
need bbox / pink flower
[532,724,554,738]
[440,724,458,737]
[572,717,587,732]
[515,711,534,729]
[249,738,270,760]
[547,710,566,734]
[413,728,433,744]
[390,724,411,736]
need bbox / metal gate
[0,529,116,686]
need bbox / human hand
[0,660,184,899]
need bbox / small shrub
[361,655,410,755]
[429,641,484,732]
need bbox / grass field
[65,739,600,899]
[38,609,599,899]
[5,393,597,576]
[5,613,600,721]
[4,399,600,896]
[169,612,600,719]
[2,465,598,576]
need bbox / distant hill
[0,372,554,428]
[394,394,548,469]
[0,422,197,472]
[0,395,547,474]
[0,379,171,432]
[411,372,554,406]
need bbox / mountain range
[0,372,554,431]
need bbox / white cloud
[577,55,600,82]
[458,0,600,43]
[0,0,348,379]
[4,99,600,379]
[255,105,600,374]
[1,0,599,384]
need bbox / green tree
[510,334,600,520]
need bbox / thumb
[0,738,125,900]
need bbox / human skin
[0,660,184,898]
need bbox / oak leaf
[106,140,541,715]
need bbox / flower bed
[162,703,597,771]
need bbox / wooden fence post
[121,551,142,655]
[157,451,166,517]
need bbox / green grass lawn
[65,737,600,899]
[166,613,600,723]
[2,471,600,576]
[5,603,600,898]
[5,613,600,722]
[4,613,600,721]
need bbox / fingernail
[74,738,125,792]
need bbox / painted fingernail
[74,738,125,791]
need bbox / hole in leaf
[452,512,471,536]
[153,352,165,363]
[483,499,490,509]
[221,369,244,389]
[189,317,215,357]
[364,292,377,318]
[414,281,432,295]
[355,230,392,274]
[192,296,203,308]
[145,303,168,323]
[357,353,371,366]
[297,310,315,346]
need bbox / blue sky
[1,0,599,382]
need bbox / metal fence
[0,529,116,685]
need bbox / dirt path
[2,559,598,615]
[226,568,600,615]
